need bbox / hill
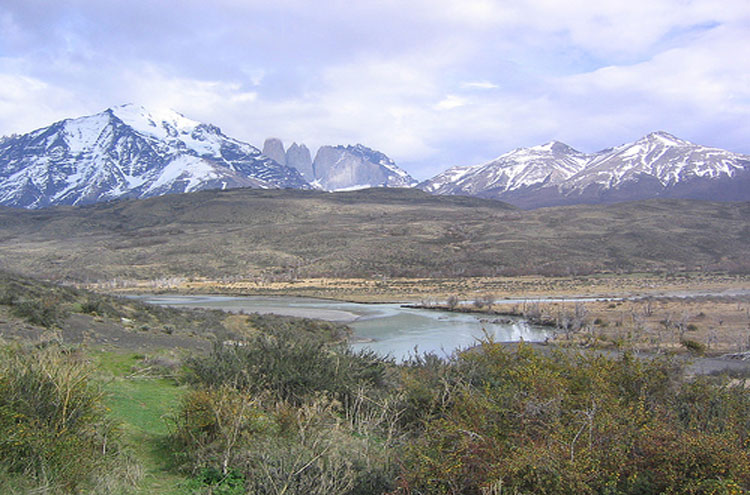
[0,188,747,281]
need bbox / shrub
[171,391,395,495]
[184,337,389,407]
[80,297,106,315]
[393,343,750,494]
[682,338,707,355]
[0,344,139,493]
[10,297,68,327]
[182,466,246,495]
[176,327,398,495]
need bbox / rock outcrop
[285,143,314,182]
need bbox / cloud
[434,95,467,110]
[0,0,749,180]
[461,81,499,90]
[0,71,83,134]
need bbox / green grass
[93,351,191,494]
[91,350,146,376]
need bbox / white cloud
[0,71,83,134]
[434,95,467,110]
[461,81,499,90]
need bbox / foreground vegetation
[2,270,750,493]
[3,331,749,494]
[0,345,140,494]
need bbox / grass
[0,188,747,281]
[92,351,190,494]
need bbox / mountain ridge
[2,105,748,209]
[419,131,750,208]
[0,187,746,281]
[0,104,309,208]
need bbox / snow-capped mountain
[0,104,309,208]
[421,141,589,197]
[311,144,417,191]
[559,132,750,202]
[420,132,750,208]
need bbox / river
[139,295,549,361]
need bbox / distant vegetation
[0,188,748,281]
[0,269,350,348]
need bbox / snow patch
[146,156,219,193]
[62,113,112,153]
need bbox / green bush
[0,344,139,493]
[184,337,389,407]
[682,338,707,355]
[174,333,750,495]
[10,297,68,327]
[175,327,398,495]
[80,297,106,315]
[392,343,750,495]
[171,390,394,495]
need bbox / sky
[0,0,749,180]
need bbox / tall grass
[0,344,140,494]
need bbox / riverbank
[94,272,750,357]
[137,294,549,361]
[407,290,750,357]
[88,272,750,303]
[135,293,750,376]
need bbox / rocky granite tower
[285,143,314,182]
[262,138,287,166]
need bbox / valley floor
[89,272,750,355]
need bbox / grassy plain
[0,188,747,282]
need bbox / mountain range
[0,105,415,208]
[1,105,748,209]
[420,131,750,208]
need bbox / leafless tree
[446,295,459,310]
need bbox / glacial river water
[139,295,550,361]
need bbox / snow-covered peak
[107,103,230,157]
[109,104,202,138]
[420,131,750,207]
[61,112,113,153]
[0,105,310,208]
[576,130,747,187]
[642,130,689,146]
[420,141,590,197]
[531,140,581,154]
[491,140,587,164]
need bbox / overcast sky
[1,0,748,179]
